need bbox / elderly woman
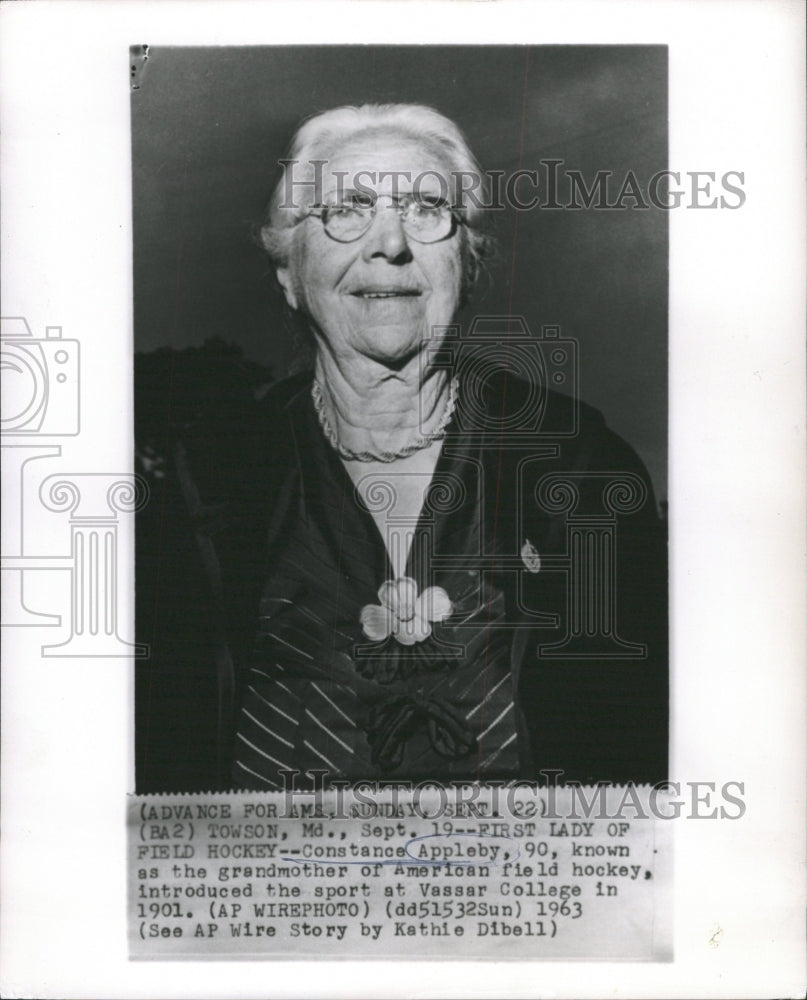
[170,103,666,791]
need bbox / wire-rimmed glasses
[302,194,462,244]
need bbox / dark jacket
[136,369,667,791]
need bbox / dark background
[131,45,667,501]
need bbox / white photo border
[1,2,805,998]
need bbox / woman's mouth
[349,288,422,299]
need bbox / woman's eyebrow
[320,186,374,205]
[319,183,448,205]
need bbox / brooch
[360,577,453,646]
[521,538,542,573]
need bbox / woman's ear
[458,245,478,308]
[276,267,299,311]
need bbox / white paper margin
[1,1,805,998]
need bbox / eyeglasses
[302,194,461,244]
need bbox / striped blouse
[231,388,526,789]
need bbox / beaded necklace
[311,376,458,463]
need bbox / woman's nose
[360,204,413,263]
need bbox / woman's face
[277,132,463,369]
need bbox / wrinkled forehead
[287,129,455,208]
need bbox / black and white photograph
[133,45,669,796]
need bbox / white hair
[258,103,494,298]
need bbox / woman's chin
[354,326,427,367]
